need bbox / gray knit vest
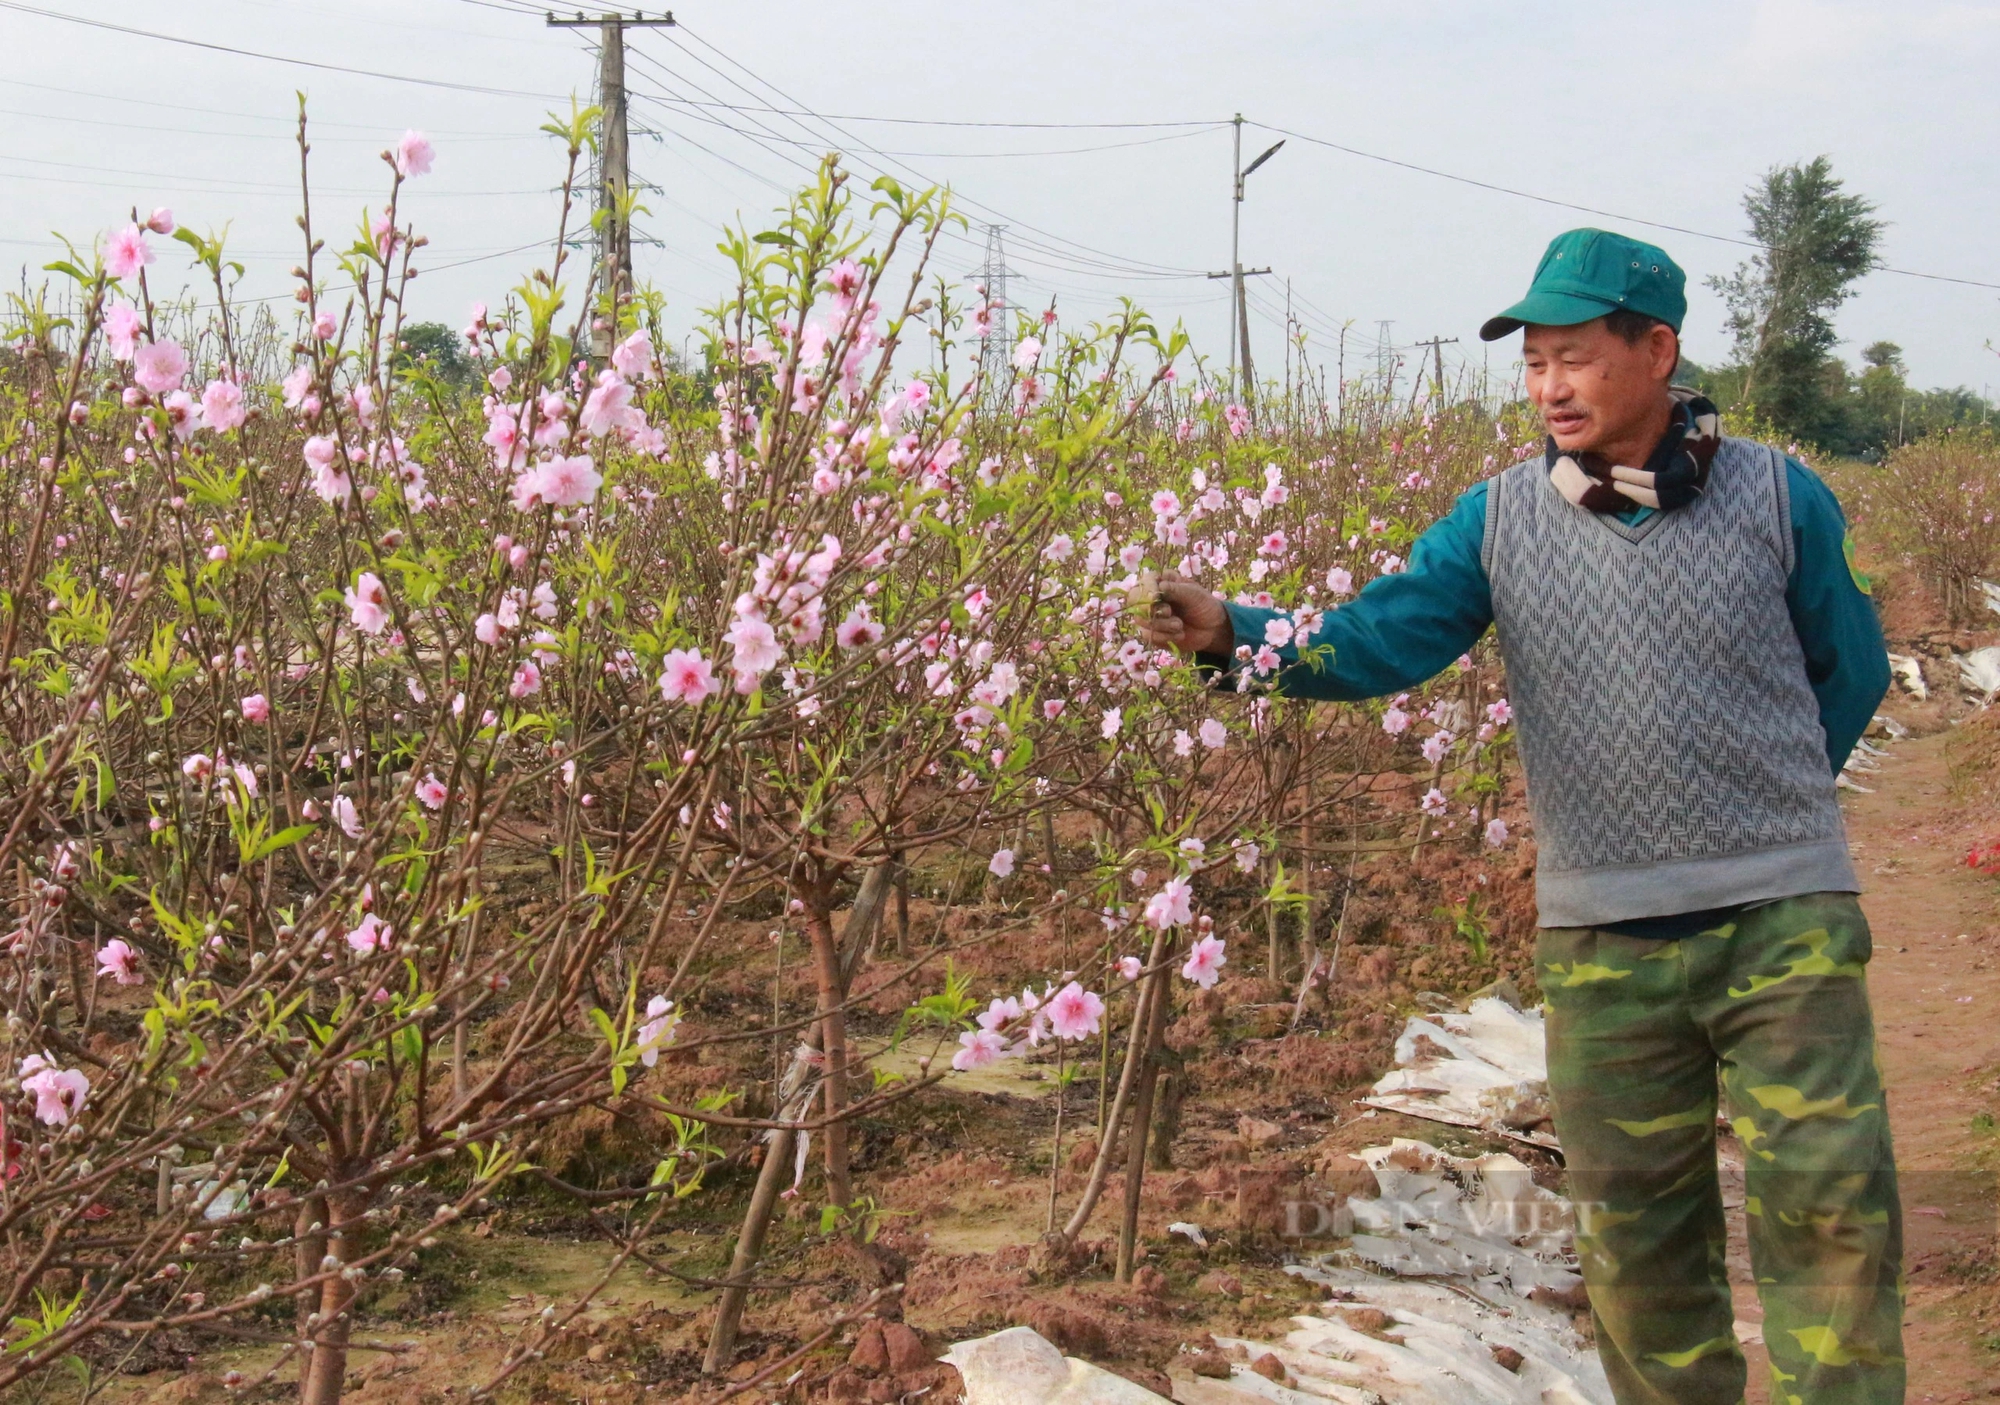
[1480,437,1857,927]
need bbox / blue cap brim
[1478,289,1621,342]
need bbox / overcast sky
[6,0,1998,396]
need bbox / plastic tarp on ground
[943,1326,1175,1404]
[1357,997,1558,1150]
[945,1135,1610,1405]
[1163,1137,1605,1403]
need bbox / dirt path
[1735,728,2000,1404]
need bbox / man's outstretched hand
[1137,574,1233,656]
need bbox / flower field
[25,108,1995,1404]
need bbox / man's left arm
[1786,459,1891,774]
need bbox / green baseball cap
[1478,228,1687,341]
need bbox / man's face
[1521,318,1679,458]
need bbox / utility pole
[1283,278,1293,406]
[1375,320,1395,399]
[546,9,675,360]
[1205,115,1283,400]
[1413,336,1458,408]
[975,223,1016,417]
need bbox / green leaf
[250,823,315,863]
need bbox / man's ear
[1653,324,1681,383]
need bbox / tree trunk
[704,1039,820,1375]
[293,1194,328,1338]
[1061,924,1170,1244]
[887,852,909,957]
[1114,955,1174,1283]
[1147,1064,1184,1173]
[299,1188,364,1405]
[702,1125,796,1376]
[803,903,852,1213]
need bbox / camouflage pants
[1539,892,1904,1405]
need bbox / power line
[627,40,1205,290]
[617,100,1222,159]
[1250,119,2000,294]
[0,101,536,145]
[0,2,566,100]
[632,95,1222,133]
[620,58,1008,279]
[1,235,555,304]
[0,152,557,199]
[0,77,533,138]
[660,25,1212,281]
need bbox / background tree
[1708,156,1884,445]
[393,318,474,385]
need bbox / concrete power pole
[1207,115,1282,401]
[1413,336,1459,409]
[547,9,675,360]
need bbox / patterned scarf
[1546,388,1721,513]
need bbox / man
[1145,229,1901,1405]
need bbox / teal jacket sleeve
[1785,459,1890,774]
[1214,483,1495,701]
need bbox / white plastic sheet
[944,1326,1173,1405]
[1358,998,1557,1149]
[1959,645,2000,703]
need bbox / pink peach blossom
[724,615,782,687]
[1143,876,1194,931]
[23,1065,90,1125]
[978,996,1023,1032]
[394,130,434,177]
[97,939,142,985]
[836,608,883,650]
[239,693,269,723]
[104,302,141,361]
[536,454,602,507]
[345,572,390,635]
[332,795,363,839]
[952,1028,1007,1072]
[580,371,641,439]
[610,329,653,380]
[133,338,188,394]
[200,379,246,433]
[104,224,152,280]
[345,912,392,954]
[637,995,681,1065]
[657,648,719,706]
[1045,981,1104,1041]
[1181,934,1227,988]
